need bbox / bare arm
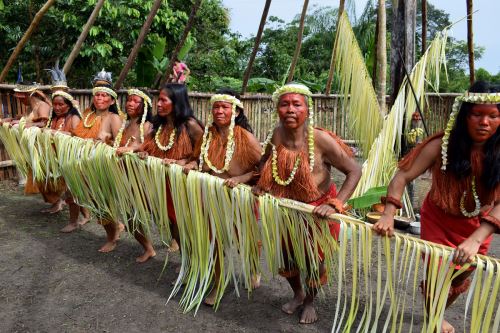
[373,138,441,236]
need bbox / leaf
[177,34,195,61]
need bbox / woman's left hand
[313,204,337,219]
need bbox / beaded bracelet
[381,196,403,209]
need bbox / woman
[185,89,263,306]
[39,90,81,214]
[373,81,500,333]
[114,88,155,263]
[133,83,204,255]
[62,70,123,249]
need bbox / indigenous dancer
[185,89,262,306]
[62,70,123,245]
[373,81,500,333]
[114,88,156,263]
[134,83,204,254]
[38,65,81,213]
[8,82,51,195]
[254,83,361,324]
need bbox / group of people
[1,67,499,330]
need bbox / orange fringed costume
[72,108,102,139]
[193,125,262,174]
[23,116,50,195]
[142,125,195,224]
[400,132,499,297]
[257,128,353,286]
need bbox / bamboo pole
[161,0,203,86]
[376,0,386,114]
[466,0,475,84]
[114,0,163,89]
[63,0,106,74]
[286,0,309,83]
[325,0,345,95]
[241,0,272,94]
[0,0,56,83]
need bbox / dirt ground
[0,179,499,333]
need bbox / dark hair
[51,95,81,119]
[91,83,118,114]
[126,92,153,124]
[152,83,201,133]
[447,81,500,190]
[215,88,253,133]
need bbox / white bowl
[409,221,421,235]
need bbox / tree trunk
[241,0,272,94]
[161,0,203,86]
[286,0,309,83]
[466,0,474,85]
[325,0,345,95]
[63,0,106,75]
[114,0,163,89]
[376,0,386,114]
[421,0,427,54]
[390,0,416,105]
[0,0,56,83]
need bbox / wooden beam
[466,0,475,84]
[287,0,309,83]
[63,0,106,74]
[0,0,56,82]
[114,0,163,89]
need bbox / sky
[222,0,499,74]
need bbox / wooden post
[421,0,427,54]
[466,0,475,84]
[325,0,345,95]
[63,0,106,74]
[0,0,56,82]
[114,0,163,89]
[286,0,309,83]
[241,0,272,94]
[376,0,386,114]
[161,0,203,86]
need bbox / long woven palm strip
[1,127,500,331]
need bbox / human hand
[224,177,242,188]
[251,185,265,196]
[137,151,148,159]
[313,204,337,219]
[162,158,176,165]
[453,237,481,266]
[372,213,395,237]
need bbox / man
[255,83,361,324]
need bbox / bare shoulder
[186,117,202,131]
[313,128,342,152]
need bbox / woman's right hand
[372,213,395,237]
[136,151,148,159]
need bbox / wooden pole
[63,0,106,74]
[421,0,427,54]
[325,0,345,95]
[0,0,56,83]
[376,0,386,114]
[241,0,272,94]
[161,0,203,86]
[114,0,163,89]
[286,0,309,83]
[466,0,475,85]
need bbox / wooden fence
[0,84,459,180]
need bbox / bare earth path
[0,180,499,333]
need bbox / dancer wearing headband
[185,89,262,306]
[373,81,500,333]
[254,83,361,324]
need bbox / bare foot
[281,291,305,315]
[441,319,455,333]
[136,249,156,263]
[60,223,79,233]
[41,200,65,214]
[167,239,179,253]
[203,287,218,306]
[77,214,90,226]
[98,241,117,253]
[299,302,318,324]
[251,273,261,289]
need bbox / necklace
[460,176,481,217]
[155,125,175,151]
[199,126,235,174]
[83,111,99,128]
[271,145,301,186]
